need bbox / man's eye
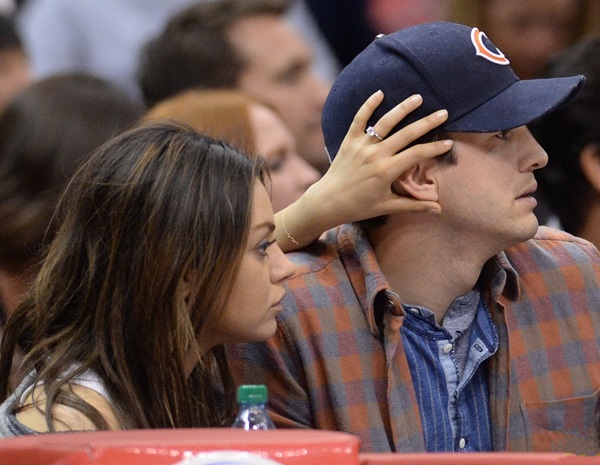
[495,130,510,140]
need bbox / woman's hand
[275,90,453,251]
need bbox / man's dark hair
[137,0,289,107]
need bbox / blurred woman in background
[144,89,320,213]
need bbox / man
[227,22,600,455]
[137,0,331,174]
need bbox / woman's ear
[179,268,193,303]
[579,143,600,192]
[391,158,440,201]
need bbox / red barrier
[1,429,599,465]
[0,428,361,465]
[359,452,600,464]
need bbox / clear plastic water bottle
[231,384,275,430]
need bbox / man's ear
[580,143,600,192]
[392,158,440,201]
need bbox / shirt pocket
[521,390,600,455]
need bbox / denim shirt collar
[335,223,521,339]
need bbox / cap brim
[444,75,585,132]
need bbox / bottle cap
[237,384,268,404]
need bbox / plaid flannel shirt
[227,224,600,454]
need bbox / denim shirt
[401,289,499,452]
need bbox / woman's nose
[270,243,295,283]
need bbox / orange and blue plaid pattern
[227,225,600,454]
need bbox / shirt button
[443,343,453,354]
[458,438,466,449]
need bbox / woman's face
[203,181,295,349]
[250,104,320,212]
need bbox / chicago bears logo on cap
[470,27,510,65]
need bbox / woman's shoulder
[11,368,121,433]
[16,381,121,432]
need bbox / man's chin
[496,217,539,253]
[516,217,540,243]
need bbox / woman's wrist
[275,181,339,252]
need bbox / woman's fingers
[348,91,428,139]
[388,139,454,176]
[346,90,385,139]
[372,94,424,138]
[348,90,450,158]
[383,109,449,152]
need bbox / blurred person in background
[15,0,196,97]
[0,74,145,323]
[15,0,338,101]
[450,0,600,80]
[138,0,331,174]
[300,0,449,69]
[0,14,30,112]
[530,38,600,246]
[144,89,320,213]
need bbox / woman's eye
[257,239,276,256]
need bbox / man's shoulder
[286,229,339,279]
[505,226,600,266]
[285,227,345,278]
[532,226,594,244]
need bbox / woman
[0,122,294,433]
[143,89,320,213]
[0,90,452,433]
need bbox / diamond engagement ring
[365,126,384,141]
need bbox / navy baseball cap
[322,21,585,160]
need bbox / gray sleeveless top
[0,368,110,438]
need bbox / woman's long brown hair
[0,122,268,429]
